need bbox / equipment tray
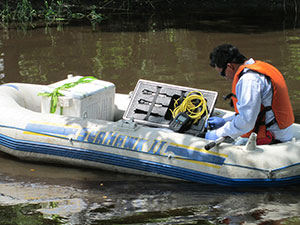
[123,79,218,135]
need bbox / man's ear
[227,63,233,70]
[227,63,237,71]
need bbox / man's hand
[205,130,219,141]
[206,117,225,129]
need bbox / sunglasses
[219,66,227,77]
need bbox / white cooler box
[41,75,115,121]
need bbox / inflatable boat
[0,75,299,187]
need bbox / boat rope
[171,91,208,124]
[222,162,273,177]
[38,76,97,114]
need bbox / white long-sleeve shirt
[215,58,293,142]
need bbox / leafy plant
[87,6,104,30]
[0,0,105,30]
[43,0,71,22]
[14,0,36,22]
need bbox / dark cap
[210,44,247,69]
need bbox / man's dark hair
[209,44,247,69]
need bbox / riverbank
[0,0,299,31]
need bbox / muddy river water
[0,13,300,224]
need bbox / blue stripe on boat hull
[0,133,299,187]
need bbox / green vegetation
[0,203,65,225]
[0,0,105,29]
[282,217,300,225]
[1,0,298,30]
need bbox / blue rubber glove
[206,117,225,130]
[205,130,219,141]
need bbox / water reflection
[0,15,300,224]
[1,25,300,120]
[1,160,300,225]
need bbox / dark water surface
[0,15,300,224]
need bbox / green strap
[38,76,97,114]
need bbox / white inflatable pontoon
[0,76,299,187]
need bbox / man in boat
[206,44,294,145]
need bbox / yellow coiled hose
[171,91,208,124]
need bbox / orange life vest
[231,60,294,142]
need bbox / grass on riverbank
[0,0,104,29]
